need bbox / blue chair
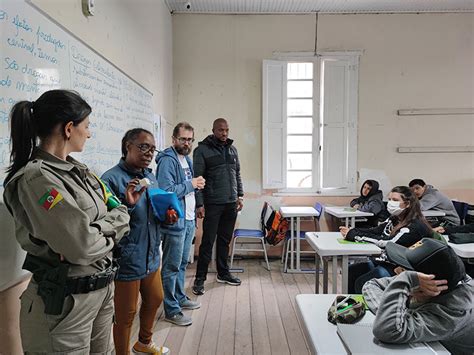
[282,202,323,270]
[452,200,469,225]
[230,202,271,271]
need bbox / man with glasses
[156,122,205,326]
[192,118,244,296]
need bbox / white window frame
[262,51,361,196]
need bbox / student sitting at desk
[409,178,460,226]
[340,186,432,293]
[362,238,474,354]
[350,179,388,226]
[434,223,474,277]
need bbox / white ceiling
[164,0,474,14]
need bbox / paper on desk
[337,238,368,245]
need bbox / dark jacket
[346,217,432,248]
[155,146,195,235]
[193,135,243,206]
[350,180,388,225]
[101,159,161,281]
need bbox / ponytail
[5,101,37,184]
[4,90,91,185]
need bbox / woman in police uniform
[3,90,130,354]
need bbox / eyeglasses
[174,137,195,144]
[132,143,157,154]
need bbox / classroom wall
[172,13,474,223]
[0,1,173,353]
[31,0,173,122]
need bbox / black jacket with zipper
[193,135,243,206]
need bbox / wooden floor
[130,258,340,355]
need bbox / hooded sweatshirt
[419,185,460,225]
[363,272,474,354]
[350,180,387,218]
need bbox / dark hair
[390,185,430,235]
[172,122,194,138]
[360,179,379,198]
[5,90,91,184]
[409,179,426,187]
[121,128,153,158]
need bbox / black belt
[66,266,117,294]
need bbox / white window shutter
[318,55,358,194]
[262,60,287,189]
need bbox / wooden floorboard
[126,257,337,355]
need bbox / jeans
[161,220,195,317]
[348,259,394,294]
[195,203,238,279]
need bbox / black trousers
[195,203,238,279]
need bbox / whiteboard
[0,0,154,189]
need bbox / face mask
[387,200,405,216]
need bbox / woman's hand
[125,178,146,206]
[433,226,445,234]
[339,226,350,238]
[353,204,360,209]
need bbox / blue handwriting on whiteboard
[0,9,8,21]
[7,36,34,54]
[0,75,12,88]
[12,14,33,37]
[36,26,65,52]
[37,47,59,65]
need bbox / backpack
[264,209,289,246]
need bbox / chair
[230,202,271,271]
[282,202,324,270]
[452,200,469,225]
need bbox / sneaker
[216,273,241,286]
[132,341,170,355]
[164,312,192,326]
[192,278,205,295]
[180,298,201,310]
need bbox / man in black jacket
[192,118,244,295]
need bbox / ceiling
[164,0,474,14]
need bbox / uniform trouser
[113,269,164,355]
[195,203,238,279]
[19,280,114,354]
[161,220,195,317]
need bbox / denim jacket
[101,159,161,281]
[155,146,195,235]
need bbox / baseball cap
[385,238,466,289]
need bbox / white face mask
[387,200,405,216]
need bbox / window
[262,52,360,195]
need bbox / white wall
[173,13,474,207]
[32,0,173,121]
[0,2,173,352]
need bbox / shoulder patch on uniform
[38,188,63,211]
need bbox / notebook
[337,323,441,354]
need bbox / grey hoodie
[420,185,460,225]
[363,271,474,354]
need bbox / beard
[175,145,191,155]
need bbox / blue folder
[148,188,183,222]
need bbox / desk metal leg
[350,216,355,228]
[332,256,338,294]
[296,216,301,270]
[345,218,349,228]
[323,258,328,293]
[290,217,295,271]
[315,254,320,293]
[342,255,349,294]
